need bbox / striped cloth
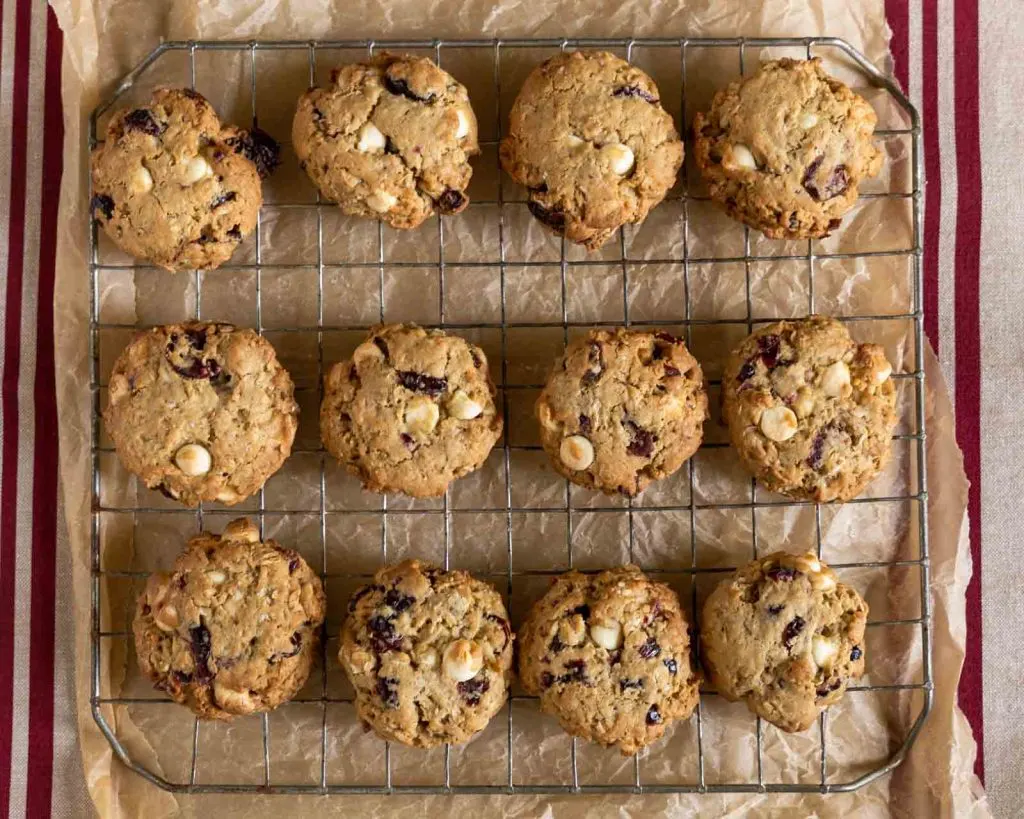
[0,0,1010,815]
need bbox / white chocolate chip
[174,443,211,476]
[800,112,819,129]
[792,388,816,419]
[417,649,438,670]
[810,571,837,592]
[182,155,212,185]
[600,143,635,175]
[225,519,260,543]
[349,647,377,674]
[215,487,240,504]
[731,143,757,170]
[589,620,623,651]
[153,604,179,632]
[821,361,851,397]
[801,553,822,573]
[559,435,595,471]
[442,639,483,682]
[448,389,483,421]
[874,362,892,384]
[565,134,586,150]
[759,406,799,442]
[811,635,839,669]
[366,190,398,213]
[357,122,387,153]
[213,681,256,714]
[132,165,153,193]
[206,569,227,585]
[404,397,440,435]
[455,109,471,140]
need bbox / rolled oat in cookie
[700,551,868,733]
[320,323,502,498]
[90,87,277,271]
[693,58,882,239]
[536,328,707,497]
[500,51,683,250]
[519,565,700,754]
[132,518,326,720]
[103,322,298,507]
[293,52,479,230]
[721,315,897,502]
[339,559,513,747]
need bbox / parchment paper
[49,0,991,815]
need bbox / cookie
[320,324,502,497]
[293,53,479,229]
[721,316,897,502]
[536,329,707,497]
[500,51,683,250]
[90,87,279,271]
[700,551,868,732]
[104,322,298,507]
[693,58,882,239]
[339,560,513,747]
[519,566,700,754]
[133,518,326,720]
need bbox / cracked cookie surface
[339,559,513,747]
[721,316,896,502]
[701,551,868,732]
[320,324,502,498]
[693,58,882,239]
[293,53,479,229]
[500,51,683,250]
[91,87,277,271]
[133,518,326,720]
[104,322,298,507]
[536,328,707,496]
[519,566,700,754]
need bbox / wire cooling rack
[88,37,931,795]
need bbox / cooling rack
[88,36,931,795]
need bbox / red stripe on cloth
[885,0,910,90]
[922,0,941,349]
[0,0,35,813]
[25,10,64,816]
[953,0,984,783]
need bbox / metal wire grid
[87,36,931,795]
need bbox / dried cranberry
[124,109,163,136]
[212,191,237,208]
[527,199,566,234]
[91,194,114,220]
[816,678,842,698]
[850,645,863,661]
[807,431,826,470]
[226,224,242,241]
[436,189,466,214]
[663,658,678,675]
[802,155,825,200]
[226,126,281,179]
[737,359,757,383]
[663,365,681,377]
[172,670,193,685]
[399,432,415,450]
[638,636,661,659]
[619,678,644,691]
[347,583,378,612]
[373,337,390,360]
[558,659,588,684]
[540,671,555,689]
[376,676,400,708]
[823,165,849,199]
[288,557,300,574]
[624,420,657,458]
[612,85,658,103]
[549,635,566,654]
[646,705,662,725]
[397,370,447,396]
[766,604,784,616]
[609,649,623,665]
[457,676,490,705]
[189,623,213,684]
[578,414,592,434]
[765,566,798,582]
[384,588,414,613]
[368,615,403,653]
[272,631,303,662]
[383,72,436,103]
[782,616,805,651]
[757,334,781,369]
[486,613,511,648]
[581,342,603,385]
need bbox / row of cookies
[91,52,882,270]
[135,518,868,752]
[104,316,898,507]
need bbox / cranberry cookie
[320,324,502,497]
[104,322,298,506]
[536,329,707,496]
[721,316,897,502]
[293,53,479,229]
[701,551,868,732]
[339,560,513,747]
[133,518,326,720]
[693,58,882,239]
[91,88,279,271]
[500,51,683,249]
[519,566,701,754]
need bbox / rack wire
[88,37,931,795]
